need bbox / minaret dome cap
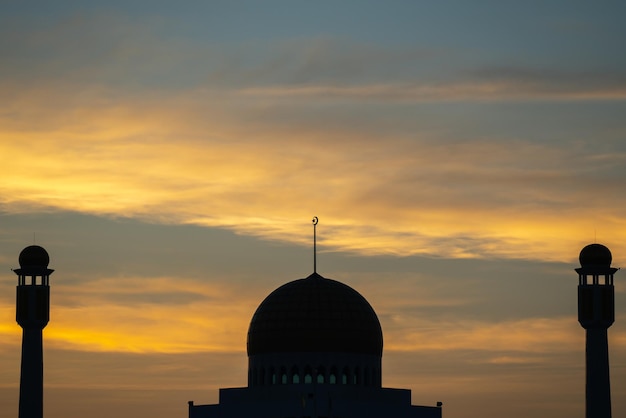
[579,243,612,267]
[18,245,50,268]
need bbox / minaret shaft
[585,328,611,418]
[19,328,44,418]
[16,283,48,418]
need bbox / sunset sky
[1,2,626,417]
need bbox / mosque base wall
[189,384,442,418]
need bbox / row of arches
[250,365,381,387]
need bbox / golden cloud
[384,316,581,352]
[1,82,625,263]
[5,273,623,356]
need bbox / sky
[1,1,626,417]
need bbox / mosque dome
[579,243,612,267]
[18,245,50,268]
[247,272,383,357]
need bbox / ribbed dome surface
[247,273,383,357]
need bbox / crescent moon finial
[312,216,318,225]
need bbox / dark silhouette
[576,243,618,418]
[188,219,442,417]
[13,245,53,418]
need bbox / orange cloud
[384,316,581,353]
[1,82,625,264]
[6,273,624,357]
[46,277,256,353]
[0,276,259,354]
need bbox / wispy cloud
[385,316,581,352]
[237,78,626,103]
[2,9,625,261]
[45,277,256,353]
[0,280,593,356]
[2,79,625,262]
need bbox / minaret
[576,243,618,418]
[14,245,53,418]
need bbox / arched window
[329,367,337,384]
[270,367,276,385]
[316,367,325,384]
[280,367,287,384]
[304,366,313,384]
[292,367,300,384]
[342,367,350,385]
[353,368,360,385]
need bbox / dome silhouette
[579,243,612,267]
[18,245,50,268]
[247,272,383,356]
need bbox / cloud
[0,273,610,357]
[236,76,626,103]
[1,13,625,264]
[384,316,581,353]
[44,276,258,353]
[2,79,626,263]
[6,12,625,104]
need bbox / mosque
[187,270,443,418]
[10,227,618,418]
[187,220,443,418]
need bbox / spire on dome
[312,216,318,274]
